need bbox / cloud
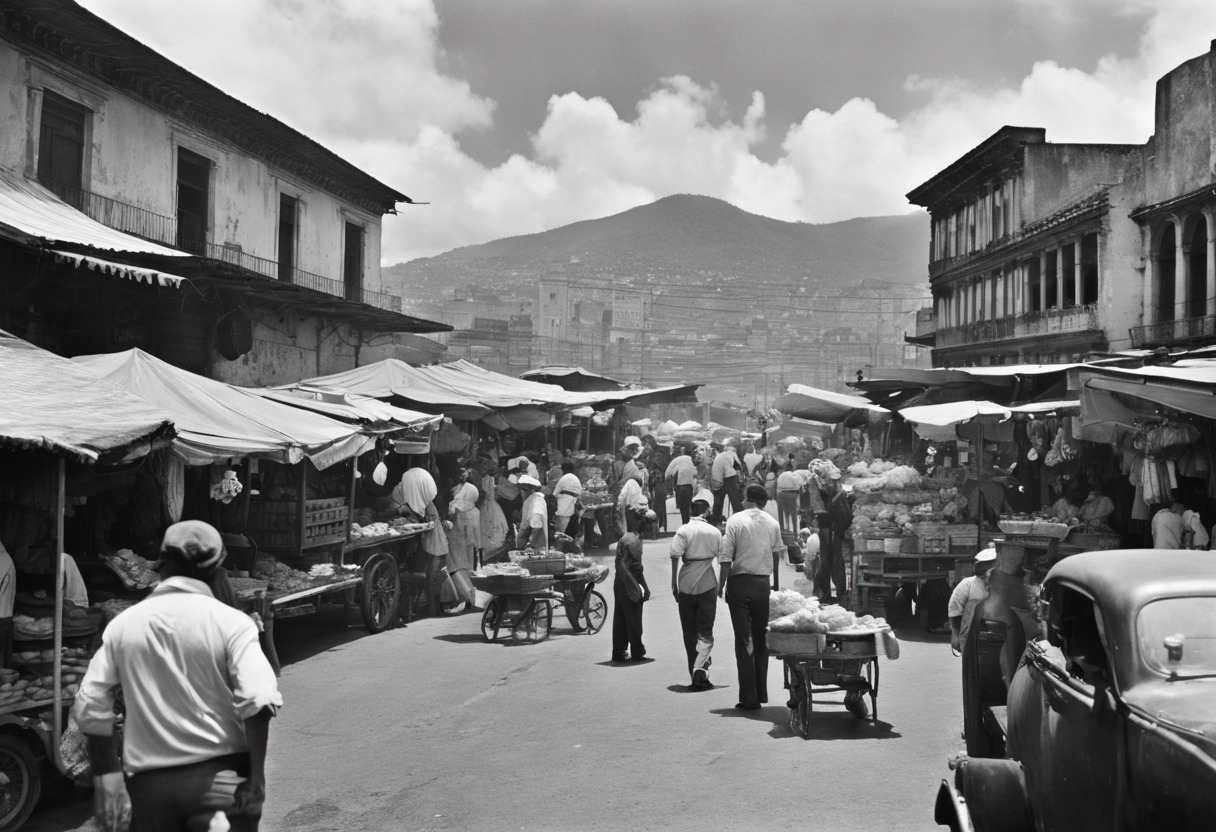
[83,0,1216,263]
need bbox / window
[278,195,298,281]
[343,221,364,301]
[176,148,211,255]
[37,91,88,206]
[550,292,557,301]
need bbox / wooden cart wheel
[360,553,400,633]
[481,598,503,642]
[786,663,813,739]
[0,735,40,832]
[564,586,585,631]
[512,599,553,643]
[579,590,607,634]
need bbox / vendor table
[769,630,883,739]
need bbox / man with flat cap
[75,521,282,832]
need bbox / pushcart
[768,629,884,739]
[472,568,609,644]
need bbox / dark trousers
[677,588,717,678]
[776,491,800,534]
[726,574,771,707]
[725,476,743,514]
[674,484,694,526]
[815,528,847,600]
[127,753,258,832]
[711,487,727,520]
[612,582,646,659]
[497,496,521,535]
[652,480,669,531]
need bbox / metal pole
[976,421,985,551]
[51,456,66,771]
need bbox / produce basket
[998,519,1035,536]
[520,557,568,577]
[470,574,555,595]
[767,631,828,656]
[1029,521,1071,539]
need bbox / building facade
[0,0,446,383]
[908,127,1142,366]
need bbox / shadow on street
[711,705,902,741]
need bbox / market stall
[0,331,175,828]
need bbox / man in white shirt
[516,475,548,550]
[948,547,995,655]
[1152,500,1185,549]
[670,490,725,690]
[554,461,583,537]
[665,445,698,525]
[710,444,742,520]
[76,521,281,832]
[618,476,650,535]
[719,484,785,710]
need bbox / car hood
[1123,680,1216,752]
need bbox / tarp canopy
[519,366,625,392]
[0,331,173,462]
[899,399,1079,441]
[766,417,834,444]
[0,167,186,257]
[774,383,890,425]
[74,349,371,468]
[1071,360,1216,441]
[255,385,441,434]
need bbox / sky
[81,0,1216,264]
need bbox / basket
[998,519,1035,536]
[518,557,568,577]
[766,631,827,656]
[470,574,555,595]
[1030,521,1071,540]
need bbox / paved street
[31,531,961,832]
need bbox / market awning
[73,349,372,468]
[898,399,1079,441]
[255,385,442,433]
[1071,360,1216,440]
[0,167,185,257]
[0,331,174,462]
[51,250,186,288]
[519,366,625,392]
[773,383,889,424]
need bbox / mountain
[385,195,929,311]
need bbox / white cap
[692,488,714,505]
[517,474,541,488]
[623,436,642,448]
[975,547,996,563]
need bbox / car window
[1138,597,1216,678]
[1052,586,1111,685]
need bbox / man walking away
[554,461,582,538]
[670,490,724,690]
[665,444,697,526]
[76,521,281,832]
[719,484,784,710]
[710,443,738,520]
[775,459,802,536]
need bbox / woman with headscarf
[476,457,510,558]
[446,470,481,606]
[393,466,451,615]
[611,533,650,661]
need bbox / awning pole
[976,421,985,551]
[51,455,66,772]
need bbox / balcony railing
[38,177,401,313]
[1130,314,1216,348]
[936,304,1098,348]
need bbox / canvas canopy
[1071,360,1216,441]
[774,383,889,424]
[74,349,372,468]
[899,399,1079,441]
[0,331,173,462]
[256,385,441,433]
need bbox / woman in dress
[393,466,451,615]
[446,470,481,607]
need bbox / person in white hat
[949,545,996,656]
[669,489,725,690]
[515,475,548,550]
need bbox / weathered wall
[0,42,386,295]
[1099,154,1148,341]
[208,306,363,387]
[1022,144,1140,223]
[1144,51,1215,206]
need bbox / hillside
[386,195,929,310]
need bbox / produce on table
[767,589,888,633]
[478,562,530,577]
[101,548,159,589]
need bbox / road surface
[29,536,960,832]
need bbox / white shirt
[555,473,582,517]
[1182,510,1209,549]
[802,532,820,560]
[669,516,723,594]
[522,492,548,530]
[665,455,697,487]
[449,482,479,515]
[62,553,88,607]
[777,471,802,491]
[711,451,739,489]
[743,452,764,476]
[73,577,281,774]
[1152,508,1184,549]
[619,478,648,511]
[720,507,783,576]
[948,574,989,647]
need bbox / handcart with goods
[471,560,609,644]
[767,628,889,740]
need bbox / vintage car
[937,550,1216,831]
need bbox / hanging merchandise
[152,451,185,523]
[372,459,389,486]
[210,467,243,504]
